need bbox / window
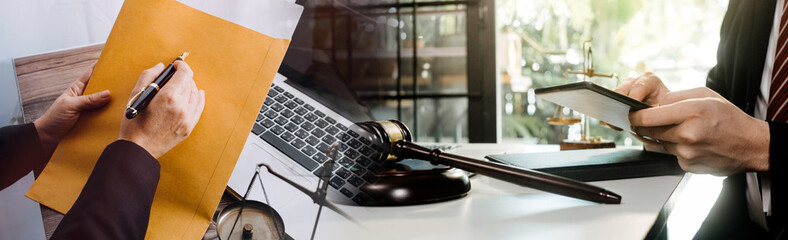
[496,0,728,145]
[312,0,480,143]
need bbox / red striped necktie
[769,3,788,122]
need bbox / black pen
[125,52,189,119]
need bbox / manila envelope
[25,0,289,238]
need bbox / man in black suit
[0,60,205,239]
[615,0,785,238]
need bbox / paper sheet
[176,0,301,40]
[25,0,296,238]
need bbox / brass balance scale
[547,40,620,150]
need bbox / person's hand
[118,61,205,159]
[614,72,672,152]
[629,87,770,175]
[614,72,671,106]
[614,72,724,153]
[33,67,111,157]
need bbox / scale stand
[549,39,619,151]
[214,144,355,240]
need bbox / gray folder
[485,148,684,182]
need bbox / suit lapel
[743,0,777,115]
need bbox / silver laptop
[224,3,476,238]
[224,4,399,238]
[228,72,383,203]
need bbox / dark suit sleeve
[704,0,735,98]
[768,121,788,231]
[706,0,773,115]
[50,140,160,240]
[0,123,48,190]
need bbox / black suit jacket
[700,0,787,238]
[0,123,160,240]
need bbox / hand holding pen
[126,52,189,119]
[118,54,206,158]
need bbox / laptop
[223,1,541,238]
[225,2,419,238]
[227,73,384,203]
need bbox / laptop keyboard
[251,83,385,205]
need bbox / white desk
[319,175,684,240]
[233,143,712,240]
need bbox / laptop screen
[278,0,377,123]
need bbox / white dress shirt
[750,0,782,230]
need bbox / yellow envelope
[25,0,288,238]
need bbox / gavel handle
[391,141,621,204]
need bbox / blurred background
[284,0,727,146]
[0,0,730,147]
[495,0,727,146]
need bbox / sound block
[359,160,470,206]
[560,139,615,151]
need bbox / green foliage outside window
[497,0,728,145]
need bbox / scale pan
[214,200,286,240]
[547,117,581,125]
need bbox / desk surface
[219,136,712,240]
[226,140,700,240]
[320,174,685,240]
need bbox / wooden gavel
[355,120,621,204]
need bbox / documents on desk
[487,148,685,182]
[24,0,302,239]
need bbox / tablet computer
[534,82,651,131]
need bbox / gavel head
[354,120,412,162]
[335,120,470,206]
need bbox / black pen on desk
[125,52,189,119]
